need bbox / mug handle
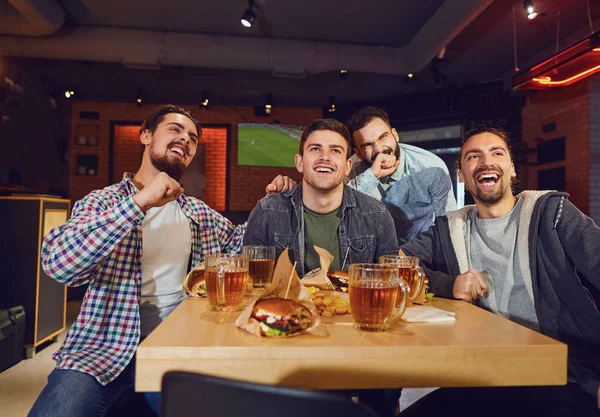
[391,279,409,323]
[409,266,426,302]
[217,267,227,305]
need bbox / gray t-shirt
[467,198,539,331]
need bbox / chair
[161,371,381,417]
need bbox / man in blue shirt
[346,107,457,243]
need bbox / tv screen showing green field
[238,123,305,167]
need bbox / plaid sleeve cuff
[114,196,145,228]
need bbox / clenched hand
[370,153,400,179]
[453,269,489,302]
[133,172,184,213]
[265,175,297,195]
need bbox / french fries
[306,286,350,316]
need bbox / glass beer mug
[204,254,249,312]
[379,255,425,306]
[348,263,409,332]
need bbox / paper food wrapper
[182,261,206,297]
[235,249,329,337]
[400,306,455,323]
[302,246,337,290]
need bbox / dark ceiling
[1,0,599,107]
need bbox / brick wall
[521,80,591,214]
[113,125,142,183]
[68,102,320,211]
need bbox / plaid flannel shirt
[41,173,246,385]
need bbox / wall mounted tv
[237,123,306,167]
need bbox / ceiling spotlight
[339,69,348,81]
[523,1,534,15]
[200,90,210,107]
[265,93,273,115]
[64,89,75,99]
[527,12,539,20]
[241,0,256,28]
[327,96,336,113]
[404,73,417,84]
[135,88,145,107]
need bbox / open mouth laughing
[314,164,335,174]
[168,144,186,159]
[475,170,501,189]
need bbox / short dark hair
[346,106,392,147]
[299,119,352,159]
[139,105,202,137]
[457,126,514,170]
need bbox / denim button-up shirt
[347,143,457,243]
[244,184,399,277]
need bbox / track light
[64,89,75,99]
[135,88,145,107]
[327,97,336,113]
[523,1,534,14]
[241,0,256,28]
[403,73,417,84]
[339,69,348,81]
[265,93,273,115]
[200,90,210,107]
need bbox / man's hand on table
[453,269,489,302]
[266,175,297,195]
[133,172,184,213]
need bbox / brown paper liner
[412,277,431,305]
[302,246,337,290]
[235,249,329,337]
[182,261,206,297]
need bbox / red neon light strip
[533,64,600,86]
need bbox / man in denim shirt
[244,118,398,277]
[347,107,457,243]
[244,119,400,416]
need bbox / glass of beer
[242,245,276,289]
[348,263,409,332]
[204,253,249,312]
[379,255,425,306]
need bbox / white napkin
[400,306,456,323]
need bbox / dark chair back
[161,371,380,417]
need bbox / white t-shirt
[139,200,191,337]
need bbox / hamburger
[327,270,349,292]
[251,298,313,337]
[184,268,206,296]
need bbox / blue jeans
[27,360,159,417]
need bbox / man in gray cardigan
[401,127,600,416]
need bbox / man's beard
[149,145,185,181]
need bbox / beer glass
[242,245,276,288]
[379,255,425,306]
[204,253,249,312]
[348,263,408,332]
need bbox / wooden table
[136,296,567,392]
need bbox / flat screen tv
[237,123,306,167]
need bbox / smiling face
[141,113,199,181]
[352,117,400,164]
[458,132,516,207]
[295,129,352,193]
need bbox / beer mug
[204,254,249,312]
[242,245,276,289]
[379,255,425,306]
[348,263,409,332]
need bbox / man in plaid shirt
[29,105,246,417]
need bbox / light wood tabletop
[135,296,567,392]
